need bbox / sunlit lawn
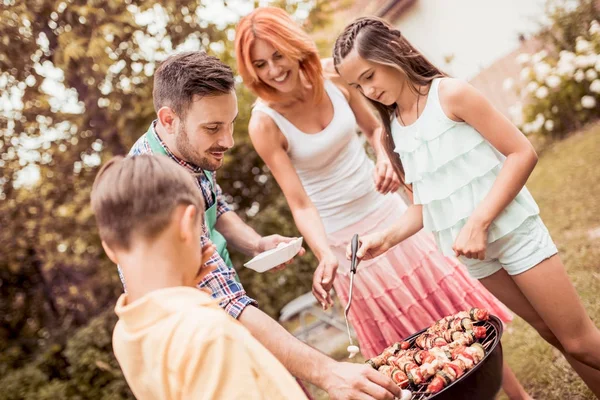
[305,123,600,400]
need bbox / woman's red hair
[235,7,323,103]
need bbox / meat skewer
[366,308,490,394]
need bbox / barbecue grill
[400,315,504,400]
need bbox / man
[93,155,309,399]
[126,51,401,400]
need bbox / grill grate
[403,320,500,400]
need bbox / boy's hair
[91,155,204,250]
[153,51,235,118]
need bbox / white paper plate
[244,237,303,273]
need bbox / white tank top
[253,80,388,233]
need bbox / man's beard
[175,124,222,171]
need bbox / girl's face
[336,48,405,106]
[250,38,301,94]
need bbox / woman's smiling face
[249,38,301,94]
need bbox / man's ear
[156,106,178,135]
[179,204,198,243]
[101,241,119,264]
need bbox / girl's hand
[452,218,489,260]
[373,155,401,194]
[346,232,391,262]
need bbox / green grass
[498,123,600,400]
[306,123,600,400]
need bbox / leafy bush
[0,311,133,400]
[0,366,50,400]
[507,0,600,138]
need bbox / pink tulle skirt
[328,194,512,359]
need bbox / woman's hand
[346,232,391,263]
[312,253,339,310]
[373,155,401,195]
[452,217,490,260]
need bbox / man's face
[175,91,238,171]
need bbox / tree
[0,0,335,394]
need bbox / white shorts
[459,216,558,280]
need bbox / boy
[91,154,307,399]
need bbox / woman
[235,7,531,399]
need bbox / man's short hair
[91,155,204,250]
[153,51,235,118]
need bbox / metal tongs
[344,234,360,358]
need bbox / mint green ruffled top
[391,78,540,256]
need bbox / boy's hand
[195,242,217,285]
[201,242,217,266]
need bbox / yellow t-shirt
[113,286,308,400]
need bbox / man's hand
[324,362,401,400]
[312,253,339,310]
[256,234,306,271]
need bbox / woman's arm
[439,79,539,259]
[248,113,338,308]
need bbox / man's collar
[150,121,205,175]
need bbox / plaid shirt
[122,121,257,318]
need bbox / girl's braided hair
[333,17,445,188]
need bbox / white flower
[545,75,561,88]
[590,20,600,36]
[586,68,599,81]
[534,62,552,80]
[535,86,549,99]
[557,62,576,76]
[503,77,515,91]
[575,70,586,82]
[522,122,534,135]
[581,95,597,109]
[596,59,600,73]
[575,55,594,69]
[544,120,555,131]
[520,67,532,81]
[564,1,578,13]
[534,113,545,129]
[557,52,576,76]
[576,38,592,54]
[560,51,576,63]
[532,50,548,64]
[586,54,598,67]
[526,81,539,93]
[508,102,524,125]
[590,79,600,94]
[516,53,531,65]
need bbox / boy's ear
[179,204,198,243]
[101,241,119,265]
